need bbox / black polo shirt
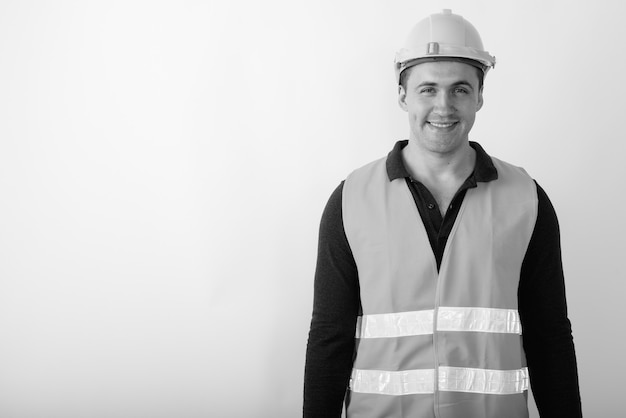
[387,140,497,269]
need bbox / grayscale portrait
[0,1,622,417]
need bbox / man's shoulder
[347,155,388,178]
[347,140,408,182]
[324,155,389,212]
[488,155,534,183]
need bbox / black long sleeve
[519,183,582,416]
[303,182,359,418]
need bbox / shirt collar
[386,140,498,183]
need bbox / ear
[476,89,484,112]
[398,84,408,112]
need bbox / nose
[433,91,455,116]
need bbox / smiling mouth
[428,121,457,129]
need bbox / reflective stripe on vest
[342,154,538,418]
[356,307,522,338]
[350,366,529,396]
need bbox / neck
[402,140,476,184]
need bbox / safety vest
[342,155,538,418]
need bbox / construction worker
[304,9,582,418]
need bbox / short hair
[399,63,484,92]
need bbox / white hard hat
[394,9,496,84]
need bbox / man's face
[398,61,484,155]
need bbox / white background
[0,0,624,417]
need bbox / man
[304,9,582,418]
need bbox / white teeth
[430,122,455,128]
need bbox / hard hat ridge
[394,9,496,84]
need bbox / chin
[418,136,465,154]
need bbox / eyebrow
[416,80,475,90]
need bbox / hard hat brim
[401,56,489,74]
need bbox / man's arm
[519,182,582,417]
[304,182,360,418]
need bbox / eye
[419,87,436,94]
[453,87,469,94]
